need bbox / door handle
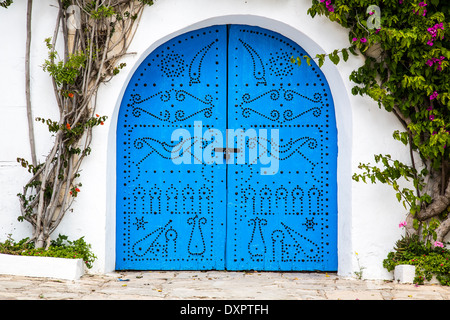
[214,148,240,160]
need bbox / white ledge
[0,253,84,280]
[394,265,416,284]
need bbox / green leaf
[342,48,349,62]
[413,219,419,230]
[290,55,296,64]
[304,55,312,66]
[316,54,325,68]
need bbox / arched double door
[116,24,337,271]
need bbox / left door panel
[116,25,228,270]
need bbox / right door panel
[226,25,338,271]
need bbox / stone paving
[0,271,449,301]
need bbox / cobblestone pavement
[0,271,449,301]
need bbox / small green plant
[354,251,366,280]
[42,38,87,88]
[0,234,97,269]
[383,234,450,285]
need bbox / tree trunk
[25,0,37,167]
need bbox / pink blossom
[426,56,445,71]
[427,23,445,46]
[434,241,444,248]
[352,37,359,42]
[430,91,438,100]
[415,2,427,16]
[399,221,407,228]
[320,0,334,12]
[360,38,367,43]
[429,114,435,121]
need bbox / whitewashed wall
[0,0,411,280]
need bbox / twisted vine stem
[17,0,152,248]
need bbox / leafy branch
[16,0,152,249]
[290,47,353,68]
[305,0,450,243]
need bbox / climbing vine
[304,0,449,245]
[13,0,153,249]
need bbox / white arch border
[105,15,353,276]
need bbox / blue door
[116,25,337,271]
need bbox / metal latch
[214,147,240,160]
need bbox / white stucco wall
[0,0,411,280]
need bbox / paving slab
[0,271,449,302]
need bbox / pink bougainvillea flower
[426,56,446,70]
[414,2,427,16]
[320,0,334,11]
[324,0,334,12]
[434,241,444,248]
[360,38,367,43]
[430,91,438,100]
[399,221,407,228]
[429,114,435,121]
[427,23,445,46]
[352,37,359,42]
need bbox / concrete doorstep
[0,271,449,302]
